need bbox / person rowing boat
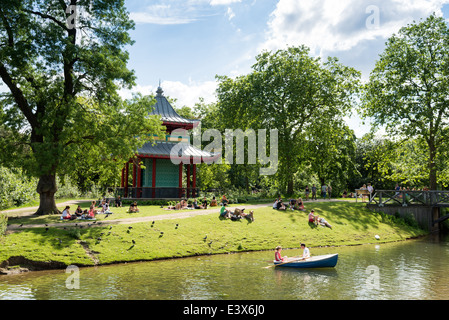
[300,243,310,260]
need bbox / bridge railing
[358,189,449,207]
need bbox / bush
[0,213,7,237]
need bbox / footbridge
[356,189,449,232]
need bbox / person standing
[321,184,327,199]
[367,183,374,202]
[311,185,317,200]
[327,184,332,199]
[305,185,310,201]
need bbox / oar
[263,256,301,269]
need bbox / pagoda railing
[114,187,200,199]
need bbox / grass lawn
[0,201,427,270]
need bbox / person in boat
[275,246,288,262]
[308,210,319,225]
[300,243,310,260]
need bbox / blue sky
[121,0,449,137]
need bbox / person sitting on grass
[276,198,287,210]
[74,205,83,218]
[193,199,201,209]
[221,195,228,206]
[318,216,332,229]
[115,195,122,208]
[202,197,208,209]
[210,196,218,207]
[308,210,319,226]
[234,208,253,220]
[219,204,231,219]
[61,206,76,220]
[128,201,139,213]
[294,198,305,211]
[90,200,98,215]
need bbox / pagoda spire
[156,80,163,96]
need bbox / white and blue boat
[274,254,338,268]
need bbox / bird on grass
[203,235,207,241]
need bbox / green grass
[0,201,427,269]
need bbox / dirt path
[1,199,94,217]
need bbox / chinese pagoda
[119,86,219,199]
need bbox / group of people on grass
[165,197,209,210]
[273,197,305,211]
[272,196,332,229]
[219,204,254,222]
[61,199,113,220]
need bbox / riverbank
[0,201,427,274]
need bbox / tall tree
[0,1,164,214]
[361,14,449,190]
[216,46,360,194]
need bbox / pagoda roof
[150,86,200,128]
[137,141,220,163]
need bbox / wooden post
[187,164,191,198]
[137,157,142,198]
[179,163,183,198]
[192,164,197,198]
[152,158,156,198]
[124,162,129,198]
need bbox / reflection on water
[1,235,449,300]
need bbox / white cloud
[129,0,242,25]
[120,80,217,108]
[226,7,236,20]
[130,4,199,25]
[210,0,241,5]
[261,0,449,54]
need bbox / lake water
[1,234,449,300]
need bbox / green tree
[216,46,360,194]
[361,14,449,190]
[0,1,164,215]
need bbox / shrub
[0,213,7,237]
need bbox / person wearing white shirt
[367,183,374,201]
[300,243,310,260]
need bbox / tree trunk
[35,174,59,215]
[287,179,294,196]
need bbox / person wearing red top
[275,246,286,262]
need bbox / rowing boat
[273,253,338,268]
